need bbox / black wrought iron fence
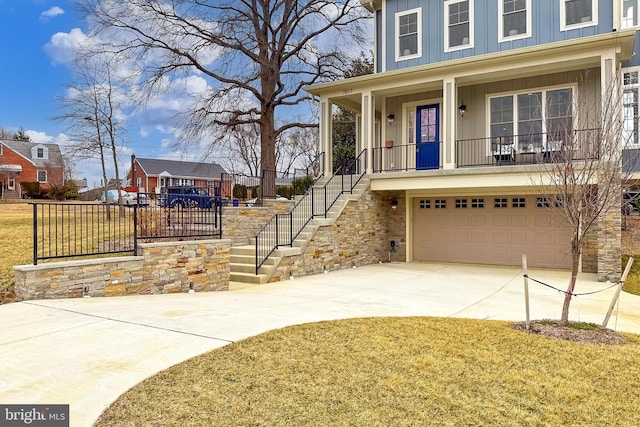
[32,195,223,265]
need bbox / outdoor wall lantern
[458,104,467,116]
[391,199,398,210]
[387,113,395,126]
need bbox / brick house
[0,140,64,199]
[126,155,227,194]
[300,0,640,280]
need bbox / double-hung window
[622,0,639,28]
[561,0,597,30]
[489,88,574,152]
[396,8,421,61]
[445,0,472,51]
[499,0,531,41]
[37,171,47,183]
[623,70,640,146]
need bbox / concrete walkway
[1,262,638,426]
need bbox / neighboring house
[127,155,227,194]
[305,0,640,278]
[0,139,64,198]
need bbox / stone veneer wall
[582,220,598,273]
[597,206,622,281]
[222,200,294,246]
[268,188,400,281]
[14,239,230,300]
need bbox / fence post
[133,205,138,256]
[602,257,634,328]
[32,203,38,265]
[522,253,530,330]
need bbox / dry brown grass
[95,317,640,427]
[0,203,32,302]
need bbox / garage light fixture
[458,104,467,116]
[391,199,398,210]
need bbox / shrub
[233,184,247,199]
[20,182,41,198]
[276,185,293,199]
[292,175,315,195]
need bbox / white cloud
[44,28,91,65]
[40,6,64,22]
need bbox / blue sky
[0,1,367,189]
[0,0,226,188]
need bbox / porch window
[396,8,421,61]
[561,0,597,30]
[489,96,514,141]
[445,0,473,51]
[489,87,573,151]
[546,88,573,141]
[623,70,640,146]
[517,93,543,150]
[499,0,530,41]
[622,0,638,28]
[37,171,47,183]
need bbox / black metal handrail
[372,141,442,172]
[456,129,600,167]
[255,150,366,275]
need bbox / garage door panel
[414,196,572,269]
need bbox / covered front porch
[307,31,635,179]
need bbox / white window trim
[395,7,422,62]
[444,0,474,53]
[560,0,598,31]
[498,0,532,42]
[485,83,578,152]
[7,177,15,190]
[621,0,640,29]
[622,66,640,146]
[37,170,47,184]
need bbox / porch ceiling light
[458,104,467,116]
[387,113,395,126]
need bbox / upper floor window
[561,0,597,30]
[395,8,421,61]
[499,0,531,41]
[0,144,3,155]
[37,148,44,158]
[623,70,640,146]
[37,170,47,183]
[445,0,473,52]
[622,0,639,28]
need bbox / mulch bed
[514,320,627,345]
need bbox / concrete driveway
[1,262,638,426]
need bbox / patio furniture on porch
[492,137,515,164]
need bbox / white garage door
[413,195,572,269]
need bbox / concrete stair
[229,175,370,285]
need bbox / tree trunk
[559,242,581,326]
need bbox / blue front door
[416,104,440,170]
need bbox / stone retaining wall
[222,199,294,246]
[268,189,395,281]
[14,239,230,300]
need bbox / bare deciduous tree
[528,69,637,326]
[55,53,130,217]
[80,0,368,197]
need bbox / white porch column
[442,77,456,169]
[319,97,333,177]
[361,91,375,174]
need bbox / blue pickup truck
[159,186,217,209]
